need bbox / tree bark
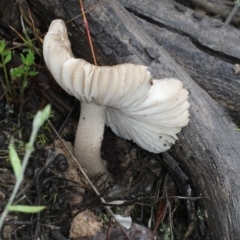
[121,0,240,125]
[25,0,240,239]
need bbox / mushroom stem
[74,102,107,177]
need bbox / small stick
[79,0,97,65]
[225,1,240,24]
[66,0,109,24]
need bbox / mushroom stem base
[74,102,107,177]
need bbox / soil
[0,0,238,239]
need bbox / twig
[66,0,109,24]
[7,1,109,52]
[15,150,58,202]
[167,199,173,240]
[57,103,76,134]
[225,0,240,24]
[189,0,240,23]
[34,150,57,239]
[8,25,36,53]
[79,0,97,65]
[47,119,132,240]
[7,220,60,230]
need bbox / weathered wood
[25,0,240,239]
[121,0,240,124]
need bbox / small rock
[69,210,102,239]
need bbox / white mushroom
[43,19,190,178]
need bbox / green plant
[0,104,51,229]
[0,39,38,103]
[160,223,172,240]
[0,40,13,98]
[10,48,38,100]
[28,108,55,147]
[35,133,48,148]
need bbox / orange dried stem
[79,0,97,66]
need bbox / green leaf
[9,145,22,179]
[20,53,27,65]
[33,105,51,131]
[4,51,11,64]
[23,65,29,72]
[21,50,35,66]
[3,49,10,56]
[8,205,46,213]
[23,80,28,88]
[0,40,6,54]
[26,51,35,65]
[28,70,38,77]
[25,142,34,152]
[10,67,24,79]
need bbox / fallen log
[25,0,240,239]
[120,0,240,124]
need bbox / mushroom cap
[43,19,190,153]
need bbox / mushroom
[43,19,190,178]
